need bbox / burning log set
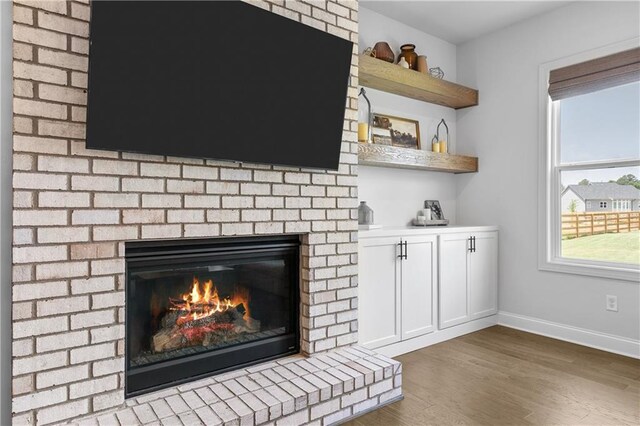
[152,278,259,353]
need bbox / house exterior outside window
[561,183,640,212]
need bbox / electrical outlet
[606,295,618,312]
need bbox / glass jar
[398,44,418,70]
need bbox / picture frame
[372,113,421,149]
[371,126,392,145]
[424,200,445,220]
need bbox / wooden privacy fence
[562,212,640,238]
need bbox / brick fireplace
[124,235,302,397]
[10,0,403,424]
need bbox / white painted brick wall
[11,0,360,423]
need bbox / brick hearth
[69,346,402,426]
[9,1,398,425]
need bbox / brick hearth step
[67,346,403,426]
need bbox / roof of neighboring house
[564,182,640,201]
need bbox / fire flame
[170,278,250,326]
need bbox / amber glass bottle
[398,44,418,70]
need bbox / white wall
[456,1,640,343]
[358,7,461,226]
[1,0,11,422]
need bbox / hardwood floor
[346,326,640,425]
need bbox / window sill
[539,257,640,282]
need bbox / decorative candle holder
[358,88,372,143]
[436,119,449,154]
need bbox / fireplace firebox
[125,235,300,397]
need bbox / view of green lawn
[562,231,640,264]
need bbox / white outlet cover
[606,295,618,312]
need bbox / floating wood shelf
[358,144,478,174]
[359,55,478,109]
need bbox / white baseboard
[498,311,640,359]
[373,316,498,358]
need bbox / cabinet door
[438,233,471,329]
[469,231,498,320]
[401,235,436,340]
[358,237,402,349]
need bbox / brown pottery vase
[398,44,418,70]
[372,42,394,63]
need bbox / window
[540,43,640,281]
[614,200,631,211]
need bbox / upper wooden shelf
[358,143,478,174]
[358,55,479,109]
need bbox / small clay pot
[417,55,428,73]
[398,44,418,70]
[372,42,394,63]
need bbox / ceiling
[361,1,571,45]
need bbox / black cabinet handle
[469,237,473,253]
[472,236,476,253]
[397,240,408,260]
[403,241,408,260]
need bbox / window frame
[538,38,640,282]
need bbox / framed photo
[371,126,392,145]
[372,113,420,149]
[424,200,445,220]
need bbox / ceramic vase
[398,44,418,70]
[372,41,394,63]
[417,55,428,73]
[358,201,374,225]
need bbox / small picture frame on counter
[412,200,449,226]
[425,200,444,220]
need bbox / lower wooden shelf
[358,143,478,174]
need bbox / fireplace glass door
[125,236,300,396]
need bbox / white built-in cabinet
[358,236,401,348]
[358,235,436,349]
[358,227,497,353]
[439,231,498,329]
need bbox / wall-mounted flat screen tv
[86,1,353,170]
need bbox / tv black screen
[86,1,353,170]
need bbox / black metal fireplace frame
[124,235,301,398]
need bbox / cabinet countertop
[359,225,499,238]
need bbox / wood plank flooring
[346,326,640,425]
